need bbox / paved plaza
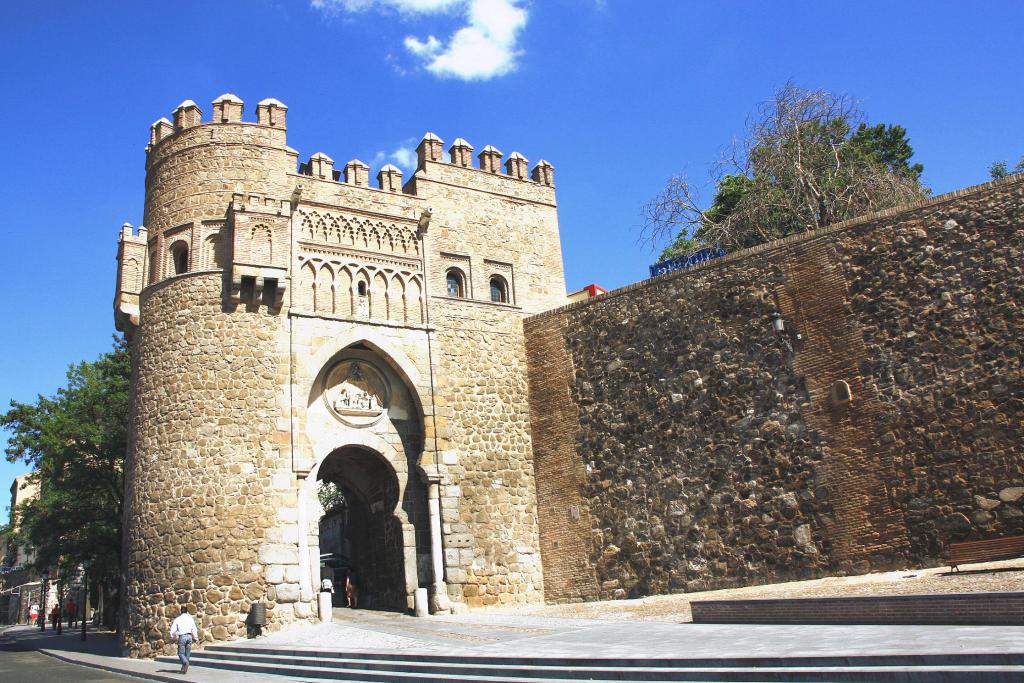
[3,606,1023,681]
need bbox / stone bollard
[414,588,429,617]
[318,591,333,623]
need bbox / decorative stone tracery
[298,209,420,257]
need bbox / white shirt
[169,613,198,640]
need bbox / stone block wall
[525,176,1024,603]
[838,182,1024,559]
[122,274,303,658]
[431,300,545,607]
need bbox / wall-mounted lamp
[769,311,785,334]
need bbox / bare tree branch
[641,83,929,259]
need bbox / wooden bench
[949,535,1024,572]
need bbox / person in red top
[66,598,78,628]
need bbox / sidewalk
[260,607,1024,659]
[3,607,1024,681]
[0,625,279,682]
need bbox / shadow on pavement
[0,625,121,657]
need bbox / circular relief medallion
[323,360,390,427]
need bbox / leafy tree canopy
[2,337,129,582]
[990,156,1024,180]
[643,84,929,260]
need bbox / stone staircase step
[155,648,1024,683]
[200,645,1024,668]
[157,656,1024,683]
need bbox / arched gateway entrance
[316,446,407,610]
[301,341,433,614]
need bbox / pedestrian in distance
[345,572,359,609]
[66,598,77,628]
[169,605,199,674]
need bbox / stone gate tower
[115,94,565,656]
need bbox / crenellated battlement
[131,94,561,325]
[295,131,555,198]
[416,132,555,187]
[146,94,288,154]
[145,95,553,192]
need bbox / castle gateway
[117,94,1024,657]
[116,95,564,656]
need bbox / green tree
[847,123,924,181]
[2,338,130,605]
[644,84,929,260]
[990,156,1024,180]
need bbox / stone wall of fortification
[525,176,1024,602]
[121,98,568,651]
[402,152,564,607]
[123,274,300,658]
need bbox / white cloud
[371,142,418,172]
[404,35,442,57]
[390,145,417,169]
[312,0,528,81]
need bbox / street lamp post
[80,560,91,641]
[39,569,49,631]
[56,572,63,635]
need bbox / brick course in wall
[525,175,1024,603]
[523,312,600,603]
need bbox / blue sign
[649,246,726,278]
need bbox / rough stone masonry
[115,92,1022,656]
[525,175,1024,603]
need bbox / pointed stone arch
[406,275,423,325]
[337,266,354,317]
[390,273,405,323]
[299,260,316,312]
[298,341,431,614]
[316,263,335,313]
[371,271,389,321]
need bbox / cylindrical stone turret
[123,98,306,658]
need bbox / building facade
[117,93,1024,659]
[116,94,564,656]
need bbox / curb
[36,647,183,683]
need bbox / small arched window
[446,269,466,298]
[170,241,189,275]
[489,275,509,303]
[204,234,225,270]
[357,280,368,296]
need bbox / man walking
[169,605,199,674]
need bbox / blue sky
[2,0,1022,511]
